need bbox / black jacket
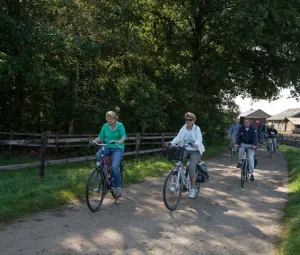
[236,125,258,146]
[267,128,278,138]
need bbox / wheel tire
[245,162,249,182]
[241,162,246,188]
[86,169,105,212]
[195,181,201,197]
[163,171,183,210]
[241,170,245,188]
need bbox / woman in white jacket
[171,112,205,198]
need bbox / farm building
[267,108,300,134]
[239,109,271,129]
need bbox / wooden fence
[278,134,300,147]
[0,132,177,174]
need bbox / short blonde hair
[185,112,196,121]
[106,111,118,120]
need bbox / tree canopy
[1,0,299,142]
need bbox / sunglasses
[185,119,193,122]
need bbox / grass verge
[279,145,300,255]
[0,142,226,225]
[0,154,36,165]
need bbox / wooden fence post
[161,132,165,157]
[39,134,47,178]
[9,130,13,153]
[135,132,140,160]
[55,133,59,156]
[161,132,165,148]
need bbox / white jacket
[171,124,205,155]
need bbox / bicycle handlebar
[88,140,121,148]
[165,142,194,147]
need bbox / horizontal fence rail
[0,131,207,174]
[0,132,179,173]
[278,134,300,147]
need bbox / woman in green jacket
[93,111,126,198]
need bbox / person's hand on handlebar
[164,142,172,146]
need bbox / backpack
[197,162,209,183]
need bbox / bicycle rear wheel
[163,170,183,210]
[195,181,201,197]
[86,169,105,212]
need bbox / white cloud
[235,89,300,115]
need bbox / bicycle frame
[91,140,123,189]
[172,161,191,190]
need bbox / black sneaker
[237,162,242,168]
[250,174,255,182]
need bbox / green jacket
[97,122,126,149]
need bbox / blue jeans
[96,147,124,188]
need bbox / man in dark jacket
[266,124,278,151]
[235,119,258,181]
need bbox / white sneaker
[188,188,196,198]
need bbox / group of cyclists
[228,119,279,181]
[90,110,278,201]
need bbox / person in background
[259,122,267,142]
[266,124,278,151]
[235,119,258,182]
[228,120,241,149]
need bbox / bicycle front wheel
[163,171,183,210]
[241,162,246,188]
[86,169,105,212]
[270,145,273,158]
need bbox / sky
[235,89,300,116]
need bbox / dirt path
[0,147,288,255]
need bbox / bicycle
[230,134,237,158]
[259,132,266,145]
[86,140,124,212]
[238,145,255,188]
[267,137,276,158]
[162,143,201,211]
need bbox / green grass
[0,154,36,166]
[279,145,300,255]
[0,142,226,225]
[202,142,228,160]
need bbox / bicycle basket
[165,146,185,161]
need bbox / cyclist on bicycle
[235,119,258,182]
[259,123,267,142]
[92,111,127,198]
[228,120,241,149]
[266,124,278,152]
[171,112,205,198]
